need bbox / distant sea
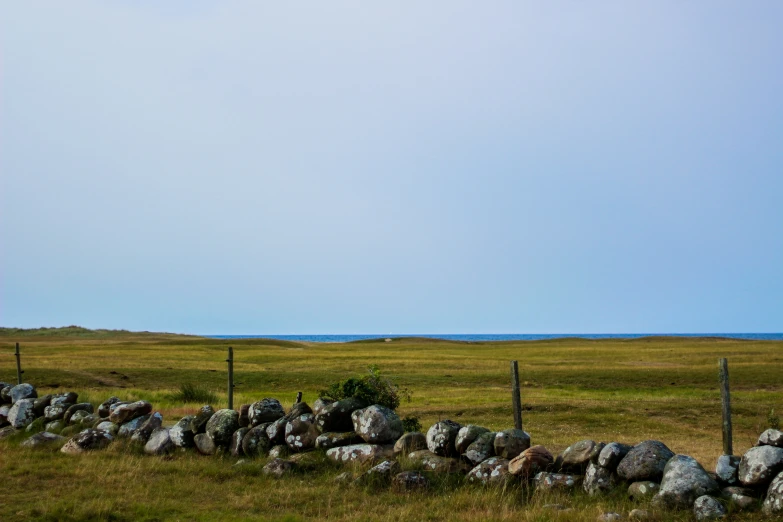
[206,333,783,342]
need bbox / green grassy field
[1,328,781,521]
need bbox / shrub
[401,416,422,433]
[319,365,411,411]
[170,383,218,404]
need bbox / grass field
[1,328,781,521]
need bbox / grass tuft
[168,383,218,404]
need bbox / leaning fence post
[719,358,732,455]
[15,343,23,385]
[510,360,523,431]
[227,346,234,410]
[295,391,302,404]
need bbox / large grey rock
[248,398,285,426]
[117,414,151,438]
[355,460,401,485]
[25,417,46,433]
[617,440,674,482]
[268,444,289,459]
[652,454,719,509]
[759,429,783,448]
[315,398,367,433]
[628,481,660,501]
[50,392,78,408]
[561,440,602,471]
[738,445,783,487]
[0,404,10,423]
[509,445,554,479]
[144,427,174,455]
[10,383,37,403]
[242,424,273,457]
[194,433,217,455]
[60,429,113,454]
[263,458,295,477]
[455,425,490,455]
[95,421,118,436]
[598,442,633,471]
[392,471,430,491]
[109,401,152,424]
[467,457,512,485]
[64,403,95,424]
[230,427,249,457]
[715,455,739,485]
[464,432,497,466]
[67,410,91,426]
[494,429,531,460]
[0,383,11,404]
[238,404,250,427]
[584,461,618,495]
[189,405,215,434]
[393,432,427,455]
[266,417,288,445]
[721,486,757,510]
[313,398,330,416]
[534,472,581,492]
[97,397,121,418]
[205,409,239,448]
[44,404,68,422]
[21,431,66,448]
[693,495,727,520]
[0,425,15,438]
[32,395,53,416]
[169,415,196,448]
[8,398,36,428]
[285,413,319,452]
[762,471,783,516]
[131,412,163,444]
[408,449,468,474]
[326,443,394,464]
[316,431,362,450]
[425,420,462,457]
[352,405,403,444]
[45,420,65,433]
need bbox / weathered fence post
[295,391,302,404]
[510,360,523,431]
[15,342,23,384]
[227,346,234,410]
[719,358,732,455]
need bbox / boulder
[628,481,660,501]
[169,415,196,448]
[95,421,119,436]
[0,425,15,438]
[467,457,512,485]
[598,442,633,471]
[715,455,739,485]
[266,417,288,445]
[60,429,113,454]
[494,429,531,460]
[316,431,363,450]
[464,432,497,466]
[356,460,401,484]
[64,403,95,425]
[238,404,250,427]
[45,420,65,433]
[21,431,66,448]
[392,471,430,491]
[131,412,163,444]
[353,405,404,444]
[44,404,68,422]
[583,462,618,496]
[0,404,10,425]
[313,398,330,416]
[97,397,121,418]
[455,425,491,455]
[263,458,295,477]
[285,413,319,452]
[617,440,674,482]
[509,445,554,479]
[25,416,46,433]
[326,443,394,465]
[693,495,727,520]
[762,471,783,515]
[194,433,217,455]
[10,383,37,403]
[230,427,249,457]
[32,395,53,416]
[0,385,12,404]
[50,392,78,408]
[315,398,367,433]
[738,445,783,487]
[721,486,757,510]
[67,410,91,426]
[534,472,581,492]
[109,401,152,424]
[408,449,468,474]
[759,429,783,448]
[118,414,151,438]
[394,432,428,455]
[268,445,289,459]
[241,424,273,457]
[205,409,240,448]
[425,420,462,457]
[8,398,36,428]
[561,440,602,472]
[652,454,719,509]
[189,405,215,434]
[144,427,174,456]
[287,401,313,419]
[248,398,285,426]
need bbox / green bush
[319,365,410,410]
[401,415,422,433]
[169,383,218,404]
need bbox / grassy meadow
[1,328,781,521]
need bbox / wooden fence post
[719,358,732,455]
[227,346,234,410]
[295,391,302,404]
[15,343,23,385]
[510,360,523,431]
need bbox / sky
[1,1,781,335]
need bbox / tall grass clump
[169,383,218,404]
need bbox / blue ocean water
[206,333,783,342]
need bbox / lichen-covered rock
[534,472,581,492]
[356,460,401,484]
[426,420,462,457]
[628,481,660,501]
[738,445,783,487]
[408,449,468,474]
[10,383,37,404]
[313,398,330,416]
[464,432,497,466]
[67,410,91,426]
[0,404,10,426]
[561,440,601,472]
[44,404,68,422]
[509,445,554,479]
[715,455,739,485]
[242,424,273,457]
[326,443,395,465]
[248,398,285,426]
[394,432,428,455]
[60,429,113,454]
[230,427,249,457]
[144,427,174,456]
[263,458,295,477]
[693,495,727,520]
[617,440,674,482]
[598,442,633,471]
[109,400,152,424]
[315,398,367,433]
[97,397,121,418]
[32,395,53,416]
[285,413,319,452]
[8,398,36,428]
[652,454,719,509]
[584,462,618,495]
[21,431,66,448]
[721,486,757,510]
[238,404,250,428]
[45,420,65,433]
[316,431,362,450]
[763,471,783,516]
[467,457,512,485]
[455,425,491,455]
[189,405,215,434]
[759,429,783,448]
[170,415,196,448]
[64,403,95,425]
[392,471,430,491]
[352,405,404,444]
[0,383,11,403]
[95,421,119,436]
[494,429,531,460]
[269,444,289,459]
[118,414,151,438]
[266,417,288,445]
[206,409,239,448]
[131,412,163,444]
[194,433,217,455]
[50,392,78,408]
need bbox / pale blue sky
[1,2,781,334]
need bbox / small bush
[401,416,422,433]
[769,408,781,430]
[319,365,411,411]
[170,383,218,404]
